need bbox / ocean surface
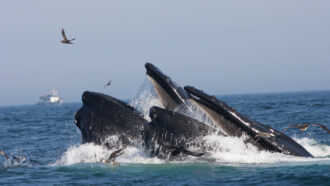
[0,86,329,185]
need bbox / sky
[0,1,330,106]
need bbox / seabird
[61,28,75,44]
[0,150,9,159]
[101,147,125,166]
[0,150,26,163]
[104,80,112,88]
[282,123,330,134]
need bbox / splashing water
[175,100,217,129]
[54,134,330,166]
[53,143,164,166]
[130,78,163,121]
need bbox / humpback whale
[143,106,224,159]
[184,86,313,157]
[74,91,147,147]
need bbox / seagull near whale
[0,150,9,159]
[61,28,75,44]
[101,147,125,166]
[0,150,26,163]
[282,123,330,134]
[104,80,112,88]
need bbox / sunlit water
[0,85,329,185]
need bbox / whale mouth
[145,63,189,109]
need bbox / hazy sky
[1,1,330,106]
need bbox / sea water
[0,85,329,185]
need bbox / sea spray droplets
[175,100,217,129]
[130,78,162,121]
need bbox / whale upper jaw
[145,63,189,110]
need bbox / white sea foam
[53,143,164,166]
[199,135,330,165]
[54,134,329,166]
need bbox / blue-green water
[0,90,329,185]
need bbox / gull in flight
[282,123,329,134]
[61,28,75,44]
[104,80,112,88]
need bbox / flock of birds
[1,29,329,166]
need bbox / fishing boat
[38,90,62,105]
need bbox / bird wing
[282,125,295,132]
[109,147,125,160]
[104,80,111,88]
[0,150,9,159]
[312,123,330,134]
[62,28,68,40]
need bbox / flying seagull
[61,28,75,44]
[104,80,112,88]
[282,123,330,134]
[101,147,125,166]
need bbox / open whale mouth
[145,63,189,109]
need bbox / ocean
[0,87,329,185]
